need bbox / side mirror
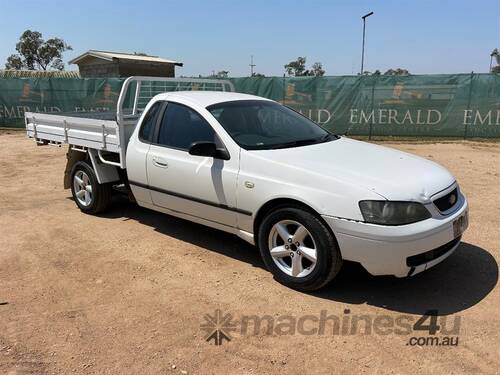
[189,142,230,160]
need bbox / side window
[139,101,162,143]
[157,102,216,150]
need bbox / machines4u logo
[200,309,461,347]
[200,309,238,346]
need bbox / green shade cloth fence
[1,74,499,137]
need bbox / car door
[126,100,164,205]
[146,101,239,228]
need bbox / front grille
[406,236,461,267]
[434,188,458,212]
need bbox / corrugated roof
[0,69,81,78]
[69,50,183,66]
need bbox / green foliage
[384,68,410,76]
[284,57,325,77]
[5,55,23,70]
[5,30,72,71]
[310,62,325,77]
[285,56,307,76]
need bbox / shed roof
[69,50,183,66]
[0,69,81,78]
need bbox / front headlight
[358,200,431,225]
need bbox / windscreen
[207,100,336,150]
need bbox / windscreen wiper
[269,137,324,149]
[267,133,338,150]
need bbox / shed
[68,50,183,78]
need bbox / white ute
[26,76,469,291]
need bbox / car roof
[154,91,272,108]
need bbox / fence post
[464,71,474,139]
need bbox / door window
[139,101,163,143]
[157,102,216,150]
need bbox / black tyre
[70,160,112,214]
[258,206,342,291]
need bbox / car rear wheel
[258,206,342,291]
[70,161,112,214]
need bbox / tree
[284,57,326,77]
[251,72,266,78]
[284,57,307,76]
[4,30,72,70]
[358,70,382,76]
[5,55,23,70]
[310,62,325,77]
[384,68,410,76]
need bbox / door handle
[152,157,168,168]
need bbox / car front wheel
[258,206,342,291]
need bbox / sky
[0,0,499,77]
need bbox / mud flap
[87,149,120,184]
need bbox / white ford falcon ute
[27,89,469,291]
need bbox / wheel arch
[64,148,121,189]
[253,197,336,245]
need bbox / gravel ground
[0,131,498,374]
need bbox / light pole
[360,11,374,75]
[250,55,256,77]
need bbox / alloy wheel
[267,220,318,278]
[73,170,93,207]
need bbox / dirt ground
[0,131,498,374]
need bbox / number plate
[453,210,469,238]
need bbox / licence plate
[453,210,469,238]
